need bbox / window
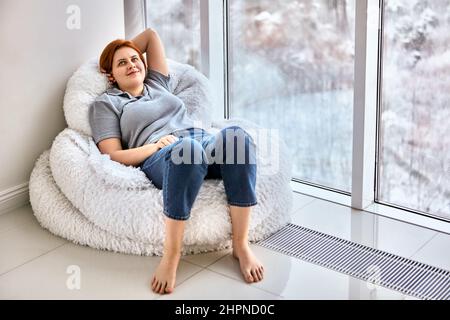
[144,0,201,70]
[377,0,450,220]
[227,0,356,193]
[141,0,449,226]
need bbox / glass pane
[379,0,450,220]
[145,0,201,70]
[228,0,355,192]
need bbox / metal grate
[257,224,450,300]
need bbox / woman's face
[111,46,146,90]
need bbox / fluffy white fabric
[29,58,293,256]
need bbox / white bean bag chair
[29,58,293,255]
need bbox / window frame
[373,0,450,225]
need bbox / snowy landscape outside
[146,0,449,221]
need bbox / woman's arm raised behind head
[131,28,169,77]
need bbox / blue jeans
[140,126,257,220]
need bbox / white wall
[0,0,125,213]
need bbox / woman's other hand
[156,135,179,149]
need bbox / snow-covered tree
[381,0,450,218]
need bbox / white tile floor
[0,192,449,300]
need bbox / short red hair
[99,39,147,75]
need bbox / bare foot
[151,253,180,294]
[233,245,264,283]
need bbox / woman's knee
[221,126,254,145]
[168,137,206,165]
[220,126,256,164]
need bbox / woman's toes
[258,267,264,279]
[250,269,259,282]
[165,285,174,294]
[159,282,167,295]
[255,269,263,282]
[153,280,160,293]
[245,272,254,283]
[165,279,175,293]
[254,269,261,282]
[158,281,164,294]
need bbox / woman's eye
[132,57,138,62]
[119,61,125,66]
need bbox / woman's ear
[107,74,116,84]
[100,69,115,84]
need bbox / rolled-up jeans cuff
[228,201,258,207]
[163,210,190,221]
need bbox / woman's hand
[156,135,179,149]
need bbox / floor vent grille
[257,224,450,300]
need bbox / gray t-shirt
[89,69,205,149]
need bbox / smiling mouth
[127,70,140,76]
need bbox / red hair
[99,39,147,75]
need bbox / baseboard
[0,182,30,215]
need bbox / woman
[89,28,264,294]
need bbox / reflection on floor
[0,192,448,300]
